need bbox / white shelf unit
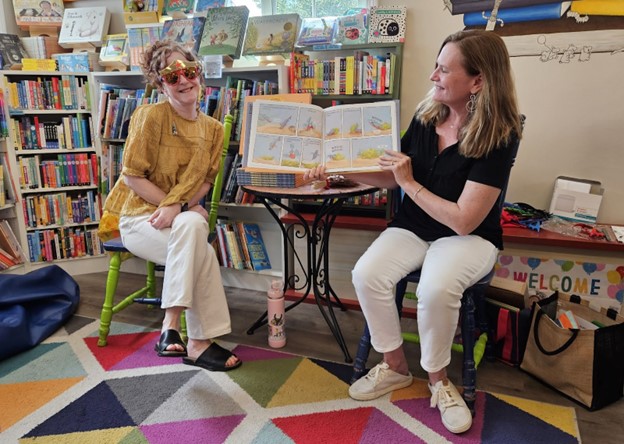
[90,65,289,290]
[0,70,108,276]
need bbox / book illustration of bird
[268,140,279,150]
[310,149,320,160]
[369,116,391,131]
[279,115,292,129]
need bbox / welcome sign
[496,255,624,311]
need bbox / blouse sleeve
[205,120,224,184]
[121,106,162,178]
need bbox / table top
[242,183,379,199]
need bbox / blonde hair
[140,40,199,90]
[417,30,522,158]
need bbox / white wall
[65,0,623,223]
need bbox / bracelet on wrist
[412,185,425,201]
[180,202,189,212]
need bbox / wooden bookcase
[0,70,108,276]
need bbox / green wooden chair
[97,115,233,346]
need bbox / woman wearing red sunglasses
[102,40,241,372]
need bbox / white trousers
[352,227,498,373]
[119,212,232,340]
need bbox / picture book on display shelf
[58,6,112,48]
[161,17,206,54]
[194,0,225,14]
[99,33,129,70]
[164,0,193,17]
[242,13,301,56]
[198,6,250,60]
[296,16,337,46]
[368,6,407,43]
[243,100,399,174]
[12,0,64,28]
[333,11,368,45]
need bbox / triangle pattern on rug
[106,370,200,424]
[268,358,350,407]
[144,371,246,425]
[84,331,161,371]
[24,381,136,438]
[18,426,138,444]
[140,415,245,444]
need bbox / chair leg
[350,323,372,384]
[461,291,477,414]
[98,252,122,346]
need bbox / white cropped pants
[352,227,498,373]
[119,212,232,340]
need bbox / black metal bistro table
[242,182,378,363]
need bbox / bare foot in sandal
[184,340,241,371]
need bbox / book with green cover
[198,5,249,59]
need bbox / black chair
[351,117,524,413]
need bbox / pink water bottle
[267,280,286,348]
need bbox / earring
[466,94,477,114]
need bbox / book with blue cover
[463,1,572,26]
[242,222,271,271]
[161,16,206,54]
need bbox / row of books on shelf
[214,220,271,271]
[4,75,90,112]
[25,226,103,264]
[100,142,124,196]
[98,85,163,140]
[0,219,26,270]
[22,190,101,229]
[289,51,397,96]
[18,153,99,190]
[10,114,94,150]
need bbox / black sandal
[154,329,187,357]
[183,342,242,372]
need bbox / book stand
[28,26,60,38]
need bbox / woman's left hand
[379,150,413,188]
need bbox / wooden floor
[74,272,623,444]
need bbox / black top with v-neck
[389,118,517,250]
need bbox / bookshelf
[0,70,108,276]
[90,66,288,291]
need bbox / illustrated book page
[198,5,249,58]
[245,100,399,173]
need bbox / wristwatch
[180,202,189,212]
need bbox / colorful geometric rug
[1,317,580,443]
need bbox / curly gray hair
[141,40,199,90]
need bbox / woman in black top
[305,30,522,434]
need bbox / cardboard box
[548,176,603,223]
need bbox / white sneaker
[349,362,413,401]
[428,380,472,434]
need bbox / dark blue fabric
[0,265,79,361]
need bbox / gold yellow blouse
[103,101,224,219]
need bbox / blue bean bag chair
[0,265,80,361]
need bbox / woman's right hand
[303,165,327,182]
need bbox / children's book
[12,0,64,28]
[198,5,249,59]
[164,0,193,16]
[296,17,337,46]
[333,12,368,45]
[194,0,225,14]
[244,100,399,173]
[367,6,407,43]
[58,7,111,48]
[99,33,129,69]
[161,17,206,54]
[242,222,271,271]
[0,33,30,70]
[127,24,163,71]
[242,13,301,56]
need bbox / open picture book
[242,100,400,173]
